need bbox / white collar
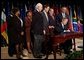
[43,10,48,21]
[62,13,66,18]
[61,23,64,29]
[43,10,47,15]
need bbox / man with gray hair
[35,3,43,12]
[31,3,44,58]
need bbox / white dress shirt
[43,10,49,22]
[62,13,66,18]
[18,17,23,27]
[61,23,64,29]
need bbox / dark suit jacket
[54,22,68,35]
[7,14,24,44]
[42,12,49,34]
[54,15,72,50]
[48,15,55,26]
[7,14,24,55]
[31,11,43,35]
[55,13,70,30]
[55,13,69,23]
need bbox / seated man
[54,18,72,54]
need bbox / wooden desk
[46,32,83,59]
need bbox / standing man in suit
[7,8,26,59]
[7,10,15,57]
[31,3,44,58]
[48,8,55,35]
[42,4,50,35]
[55,6,70,29]
[41,4,50,55]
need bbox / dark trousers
[8,37,16,56]
[60,39,72,53]
[41,35,52,55]
[59,32,72,53]
[33,34,44,56]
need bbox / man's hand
[21,31,24,35]
[49,26,54,29]
[43,30,46,35]
[64,30,70,32]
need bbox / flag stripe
[1,9,8,44]
[1,22,7,33]
[1,31,8,44]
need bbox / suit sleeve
[54,23,64,34]
[13,17,22,35]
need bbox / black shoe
[21,53,27,57]
[17,57,22,59]
[39,53,45,56]
[34,55,42,58]
[64,50,72,54]
[28,50,32,54]
[64,52,69,54]
[16,54,22,59]
[9,54,13,57]
[77,46,83,48]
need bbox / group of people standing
[7,3,73,59]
